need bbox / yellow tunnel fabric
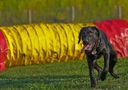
[0,23,94,67]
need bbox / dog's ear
[78,27,85,44]
[78,30,82,44]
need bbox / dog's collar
[92,39,105,55]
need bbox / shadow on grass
[0,75,88,89]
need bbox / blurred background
[0,0,127,26]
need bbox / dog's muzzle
[81,42,97,55]
[82,44,93,51]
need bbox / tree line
[0,0,127,26]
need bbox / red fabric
[0,62,6,71]
[0,31,8,71]
[94,20,128,58]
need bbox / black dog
[78,26,119,88]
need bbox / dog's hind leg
[109,53,119,78]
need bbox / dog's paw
[110,73,119,79]
[96,77,101,81]
[100,71,107,81]
[91,84,96,88]
[91,82,96,88]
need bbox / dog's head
[78,26,100,54]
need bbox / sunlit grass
[0,58,127,90]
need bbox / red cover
[94,20,128,58]
[0,31,8,71]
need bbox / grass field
[0,58,128,90]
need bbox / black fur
[78,26,119,88]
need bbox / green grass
[0,58,128,90]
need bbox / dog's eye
[89,30,94,33]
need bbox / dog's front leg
[87,57,96,88]
[100,52,110,81]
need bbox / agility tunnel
[94,20,128,58]
[0,19,128,71]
